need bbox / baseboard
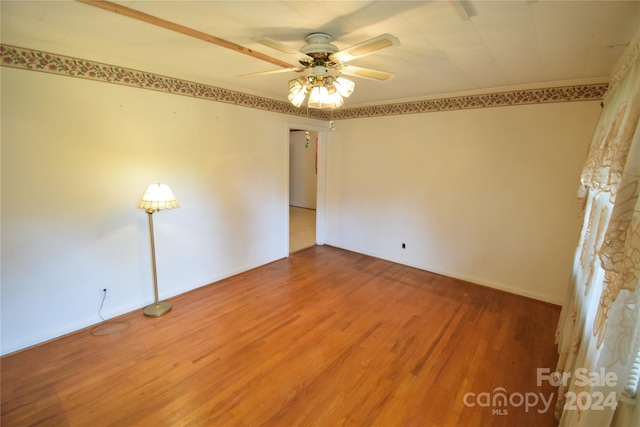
[322,240,563,306]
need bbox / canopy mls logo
[462,368,618,415]
[462,388,553,415]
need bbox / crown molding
[1,44,608,121]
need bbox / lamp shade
[308,85,331,109]
[288,74,355,109]
[326,85,344,108]
[288,78,309,108]
[334,77,355,98]
[138,183,180,212]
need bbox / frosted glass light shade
[334,77,355,98]
[138,183,180,212]
[327,86,344,108]
[308,85,331,109]
[288,78,308,107]
[308,85,344,109]
[287,75,354,109]
[288,88,308,107]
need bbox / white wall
[289,130,317,209]
[0,67,323,355]
[0,63,603,354]
[325,102,601,304]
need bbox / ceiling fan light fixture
[308,84,331,109]
[288,91,307,108]
[288,77,306,94]
[327,85,345,108]
[286,72,355,109]
[306,79,346,109]
[334,76,355,98]
[288,78,309,107]
[309,85,343,109]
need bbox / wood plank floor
[1,245,560,426]
[289,206,316,253]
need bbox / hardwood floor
[289,205,316,253]
[1,246,560,426]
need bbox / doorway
[289,129,317,253]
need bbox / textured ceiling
[1,1,639,107]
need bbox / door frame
[287,121,327,250]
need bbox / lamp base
[143,301,172,317]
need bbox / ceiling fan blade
[330,33,400,64]
[238,66,302,78]
[338,64,395,81]
[252,37,315,64]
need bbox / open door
[289,130,317,253]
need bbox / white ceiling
[2,0,639,107]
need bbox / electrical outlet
[99,288,110,300]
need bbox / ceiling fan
[241,32,400,109]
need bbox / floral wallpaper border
[1,44,608,120]
[331,84,608,120]
[0,44,326,120]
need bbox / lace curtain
[555,32,640,426]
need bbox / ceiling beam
[76,0,293,69]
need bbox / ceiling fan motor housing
[300,32,339,62]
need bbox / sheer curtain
[555,30,640,427]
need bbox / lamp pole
[143,208,172,317]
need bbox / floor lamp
[138,183,180,317]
